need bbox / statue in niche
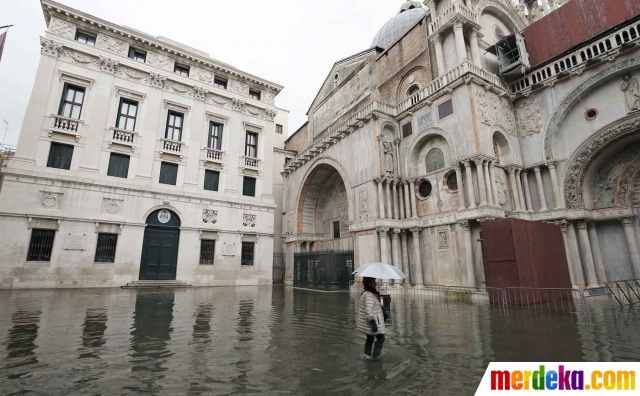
[383,141,395,176]
[621,74,640,112]
[493,140,503,163]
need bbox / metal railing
[606,279,640,307]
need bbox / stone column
[534,166,548,211]
[547,162,563,209]
[392,181,399,220]
[455,163,466,209]
[391,229,402,285]
[480,160,492,206]
[475,162,489,208]
[587,222,607,285]
[400,230,410,284]
[522,170,533,212]
[375,178,385,219]
[507,167,521,211]
[559,221,584,287]
[463,160,477,209]
[453,20,467,64]
[398,182,406,219]
[403,181,412,219]
[460,221,476,288]
[295,241,303,254]
[410,228,424,286]
[515,169,526,212]
[489,162,500,209]
[469,28,483,67]
[385,180,393,220]
[377,227,390,264]
[432,34,446,76]
[394,138,402,178]
[576,221,599,288]
[409,179,418,218]
[621,218,640,278]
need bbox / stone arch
[404,127,457,175]
[142,205,185,226]
[563,113,640,209]
[492,129,512,164]
[543,55,640,160]
[295,157,354,234]
[380,121,399,140]
[614,153,640,207]
[396,67,430,103]
[476,1,526,31]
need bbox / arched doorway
[139,209,181,280]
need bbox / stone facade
[0,1,290,289]
[282,0,640,288]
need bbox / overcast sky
[0,0,409,146]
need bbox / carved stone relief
[232,98,245,112]
[475,86,517,135]
[417,112,432,133]
[147,51,174,71]
[359,188,368,216]
[516,99,542,137]
[117,66,147,81]
[286,213,293,234]
[40,192,63,210]
[621,74,640,113]
[262,91,276,105]
[193,86,207,101]
[40,38,63,58]
[96,33,128,56]
[149,73,166,89]
[438,229,449,249]
[194,67,213,84]
[96,56,119,74]
[495,173,509,207]
[102,198,123,215]
[49,17,75,39]
[202,209,218,224]
[243,214,256,227]
[382,140,395,176]
[229,79,250,96]
[265,109,277,121]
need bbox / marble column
[455,163,466,209]
[403,181,412,219]
[475,159,488,207]
[489,162,500,209]
[547,162,563,209]
[410,228,424,286]
[391,229,402,285]
[295,241,303,254]
[463,160,477,209]
[460,221,476,288]
[469,28,483,67]
[385,180,393,220]
[483,160,494,206]
[534,166,548,211]
[398,182,406,219]
[522,170,533,212]
[576,221,599,288]
[377,227,390,264]
[507,167,521,211]
[559,221,582,287]
[587,222,607,285]
[453,20,467,64]
[515,169,526,212]
[400,230,411,284]
[392,181,399,220]
[621,218,640,278]
[433,34,446,76]
[375,178,385,219]
[394,138,402,178]
[409,179,418,218]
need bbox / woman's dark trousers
[364,334,385,358]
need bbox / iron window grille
[249,90,261,101]
[213,77,228,89]
[159,162,178,185]
[245,131,258,158]
[165,111,184,141]
[75,31,96,46]
[107,153,130,178]
[128,47,146,62]
[241,242,254,266]
[116,99,138,131]
[276,124,283,134]
[27,229,55,261]
[204,170,220,192]
[242,176,256,197]
[208,122,223,150]
[95,233,118,263]
[199,240,215,265]
[58,83,85,119]
[174,63,190,77]
[47,142,74,170]
[332,221,340,239]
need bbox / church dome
[371,1,427,49]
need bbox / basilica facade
[281,0,640,289]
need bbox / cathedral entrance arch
[139,209,181,280]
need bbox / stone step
[122,280,193,289]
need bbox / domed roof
[371,1,428,49]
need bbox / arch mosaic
[543,55,640,160]
[564,113,640,209]
[404,127,458,176]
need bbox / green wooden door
[139,227,180,280]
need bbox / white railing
[205,148,224,162]
[511,20,640,94]
[242,156,260,168]
[162,139,183,155]
[111,128,135,146]
[51,115,81,134]
[429,2,478,35]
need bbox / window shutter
[47,143,74,170]
[107,153,130,178]
[159,162,178,185]
[243,177,256,197]
[204,170,220,191]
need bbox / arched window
[425,148,445,173]
[407,84,420,97]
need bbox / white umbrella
[353,262,406,280]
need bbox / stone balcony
[160,138,185,159]
[241,155,261,174]
[48,115,83,142]
[428,2,479,36]
[108,128,137,152]
[203,147,225,167]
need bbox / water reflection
[0,288,638,395]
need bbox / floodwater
[0,287,639,395]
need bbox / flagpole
[0,25,14,30]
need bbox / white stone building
[282,0,640,290]
[0,0,289,289]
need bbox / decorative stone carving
[621,74,640,113]
[458,221,470,231]
[376,226,390,234]
[193,86,207,101]
[118,66,147,81]
[60,48,95,65]
[495,173,509,207]
[232,98,245,112]
[516,99,542,137]
[48,17,75,39]
[265,109,277,121]
[165,81,190,94]
[147,51,174,71]
[202,209,218,224]
[286,213,293,234]
[194,67,213,84]
[40,192,63,209]
[229,79,250,96]
[149,73,166,89]
[102,198,123,215]
[337,203,349,222]
[565,113,640,208]
[417,112,432,132]
[243,214,256,227]
[96,56,119,74]
[262,91,276,105]
[40,38,63,58]
[209,95,229,106]
[359,189,368,215]
[382,141,395,176]
[96,33,128,56]
[475,86,517,135]
[450,195,460,209]
[438,229,449,248]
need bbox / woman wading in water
[358,277,386,359]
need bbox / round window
[446,173,458,192]
[419,180,433,198]
[584,108,599,121]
